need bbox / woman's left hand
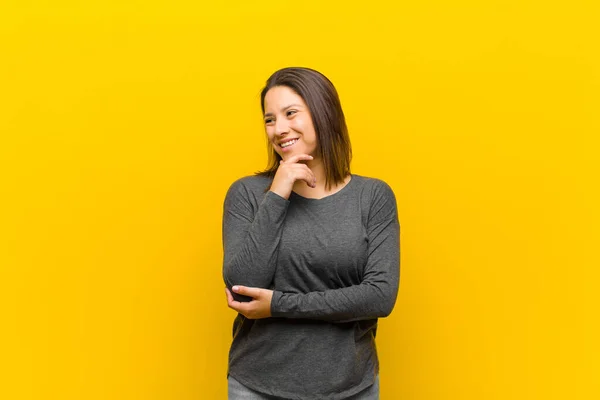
[225,286,273,319]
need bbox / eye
[286,110,297,117]
[264,117,274,125]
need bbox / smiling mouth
[280,139,299,148]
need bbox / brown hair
[255,67,352,190]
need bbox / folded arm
[270,181,400,322]
[222,180,289,302]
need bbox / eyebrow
[264,104,303,117]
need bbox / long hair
[255,67,352,191]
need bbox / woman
[222,67,400,399]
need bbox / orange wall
[1,1,598,399]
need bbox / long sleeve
[270,181,400,322]
[222,178,289,302]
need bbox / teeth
[281,139,298,148]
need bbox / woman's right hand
[269,154,316,200]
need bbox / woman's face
[263,86,318,162]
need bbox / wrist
[269,187,290,200]
[270,290,284,317]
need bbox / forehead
[263,86,306,111]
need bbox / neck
[291,157,349,198]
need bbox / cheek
[291,118,309,135]
[295,119,316,143]
[265,128,275,142]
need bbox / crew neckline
[290,174,355,204]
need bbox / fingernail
[232,286,239,292]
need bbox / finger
[226,288,247,308]
[226,288,240,309]
[303,174,315,188]
[225,288,235,304]
[229,301,250,314]
[287,163,315,185]
[302,164,316,181]
[226,291,250,314]
[232,285,262,298]
[283,154,313,164]
[300,166,316,188]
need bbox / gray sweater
[222,174,400,399]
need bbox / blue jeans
[228,375,380,400]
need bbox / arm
[270,181,400,322]
[222,179,289,302]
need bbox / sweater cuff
[270,290,285,318]
[263,190,290,208]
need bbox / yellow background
[1,1,598,399]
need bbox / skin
[225,285,273,319]
[265,85,320,199]
[225,85,349,319]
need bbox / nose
[274,118,289,136]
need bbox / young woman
[222,67,400,399]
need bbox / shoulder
[228,174,271,191]
[351,174,398,223]
[351,174,396,201]
[225,174,273,202]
